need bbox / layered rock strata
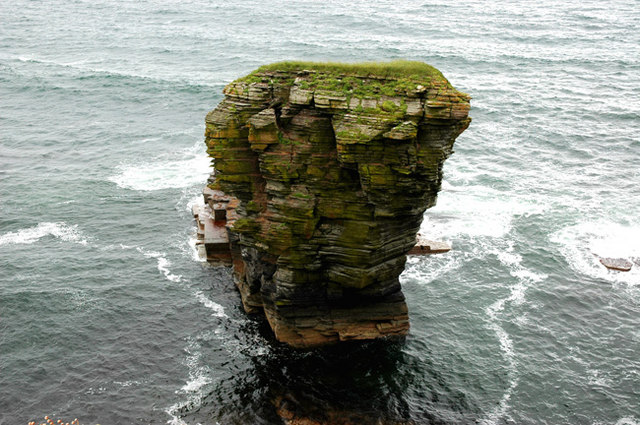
[202,61,470,347]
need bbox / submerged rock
[274,394,415,425]
[201,61,471,347]
[599,257,633,272]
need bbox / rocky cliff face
[203,61,470,348]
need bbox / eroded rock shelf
[197,61,471,348]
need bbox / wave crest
[0,222,88,246]
[550,220,640,286]
[108,142,210,191]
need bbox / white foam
[166,412,188,425]
[180,374,211,393]
[480,314,517,425]
[550,220,640,286]
[613,418,640,425]
[0,222,88,246]
[158,257,182,283]
[500,250,547,306]
[512,268,547,284]
[479,321,517,425]
[113,380,140,387]
[422,182,546,240]
[497,250,522,267]
[194,291,227,317]
[167,337,216,425]
[400,250,465,285]
[182,194,208,262]
[186,193,204,213]
[109,142,210,191]
[480,243,547,424]
[587,369,612,387]
[187,235,206,263]
[137,248,183,283]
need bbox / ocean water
[1,0,639,423]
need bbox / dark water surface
[1,1,639,424]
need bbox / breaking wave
[481,242,547,425]
[550,220,640,285]
[421,181,547,240]
[109,142,210,191]
[136,248,183,283]
[0,222,88,246]
[194,291,226,318]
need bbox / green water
[1,0,639,423]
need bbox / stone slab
[203,215,230,255]
[599,257,633,272]
[408,236,451,255]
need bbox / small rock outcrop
[599,257,633,272]
[201,61,470,347]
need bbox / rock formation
[599,257,633,272]
[200,61,470,348]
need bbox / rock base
[273,394,415,425]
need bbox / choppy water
[1,0,639,424]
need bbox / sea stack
[201,61,470,348]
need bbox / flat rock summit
[199,61,471,348]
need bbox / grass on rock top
[234,60,455,97]
[252,60,446,80]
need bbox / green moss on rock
[232,60,468,102]
[203,60,471,348]
[241,60,448,83]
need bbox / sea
[1,0,639,424]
